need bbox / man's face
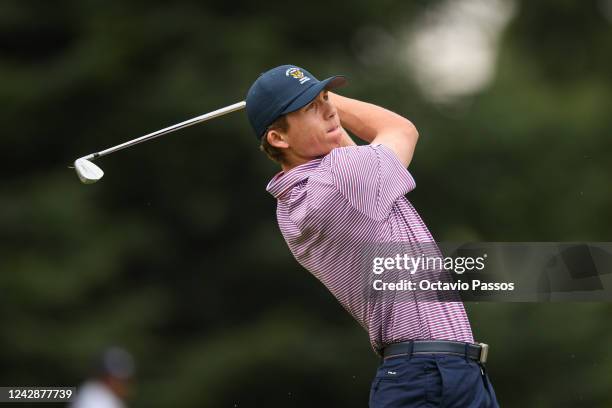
[279,90,345,161]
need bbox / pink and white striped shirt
[267,144,474,354]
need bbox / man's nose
[323,100,336,118]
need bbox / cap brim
[281,75,348,115]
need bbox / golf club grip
[91,101,246,159]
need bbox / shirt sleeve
[327,144,416,220]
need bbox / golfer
[246,65,499,407]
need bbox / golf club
[73,101,246,184]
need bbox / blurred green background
[1,0,611,406]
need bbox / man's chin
[307,139,344,159]
[320,143,342,156]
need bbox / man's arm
[329,92,419,167]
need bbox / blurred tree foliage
[1,0,611,407]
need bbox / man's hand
[329,92,419,167]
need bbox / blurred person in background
[70,347,135,408]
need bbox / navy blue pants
[369,354,499,407]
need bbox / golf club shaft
[83,101,246,161]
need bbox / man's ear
[267,129,290,149]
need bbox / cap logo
[286,67,311,85]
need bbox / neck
[280,152,312,173]
[281,160,305,173]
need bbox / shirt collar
[266,157,323,199]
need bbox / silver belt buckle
[478,343,489,364]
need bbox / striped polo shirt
[266,144,474,354]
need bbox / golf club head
[74,158,104,184]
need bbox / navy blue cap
[246,65,347,139]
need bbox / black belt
[382,340,489,364]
